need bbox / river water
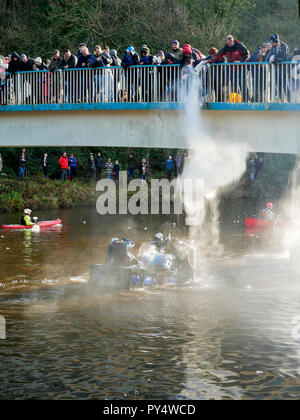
[1,206,300,400]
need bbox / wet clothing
[107,240,137,266]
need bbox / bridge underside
[0,107,299,154]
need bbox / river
[1,206,300,400]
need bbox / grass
[0,176,99,214]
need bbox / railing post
[270,63,276,102]
[153,66,158,103]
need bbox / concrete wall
[0,107,299,154]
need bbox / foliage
[1,0,300,60]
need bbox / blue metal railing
[0,62,299,106]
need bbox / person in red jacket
[59,152,69,181]
[202,35,250,102]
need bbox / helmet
[24,209,32,215]
[111,237,119,244]
[154,233,163,242]
[266,203,273,209]
[182,44,193,55]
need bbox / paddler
[21,209,38,226]
[106,237,138,266]
[262,202,274,221]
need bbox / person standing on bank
[41,153,49,178]
[0,153,3,175]
[128,153,135,180]
[68,153,77,181]
[19,151,27,179]
[95,152,103,181]
[88,153,96,182]
[166,155,174,182]
[59,152,69,181]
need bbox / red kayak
[245,217,289,228]
[1,219,62,230]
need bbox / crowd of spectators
[1,149,187,183]
[1,33,300,104]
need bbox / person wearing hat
[48,50,63,71]
[266,34,289,101]
[121,46,140,101]
[262,203,274,221]
[249,43,271,102]
[169,40,183,61]
[34,57,47,71]
[18,54,35,72]
[139,46,153,101]
[21,209,36,226]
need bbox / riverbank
[0,177,98,213]
[0,171,291,214]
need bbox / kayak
[245,217,289,228]
[245,217,274,228]
[1,219,62,230]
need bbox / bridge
[0,63,300,153]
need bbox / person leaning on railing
[121,46,140,102]
[249,43,271,102]
[76,45,93,103]
[288,48,300,103]
[266,34,289,102]
[202,35,250,102]
[59,49,78,103]
[139,45,154,102]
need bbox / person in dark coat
[95,152,103,181]
[139,45,153,101]
[7,52,21,104]
[121,46,140,101]
[60,49,77,102]
[88,153,96,181]
[127,153,135,180]
[267,34,289,101]
[249,43,271,102]
[18,54,35,72]
[41,153,49,178]
[76,46,93,102]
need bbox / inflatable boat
[1,219,62,230]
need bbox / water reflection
[1,208,300,399]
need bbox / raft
[90,264,191,292]
[1,219,62,230]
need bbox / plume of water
[180,67,248,266]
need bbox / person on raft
[21,209,38,226]
[106,237,138,266]
[262,203,274,221]
[148,232,172,253]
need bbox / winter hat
[172,40,180,47]
[110,49,117,57]
[157,50,164,57]
[269,33,280,43]
[35,57,42,64]
[126,46,135,55]
[19,54,26,59]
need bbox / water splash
[180,67,248,266]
